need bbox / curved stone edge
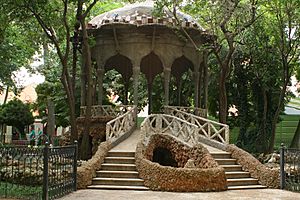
[135,135,227,192]
[225,144,280,188]
[77,141,112,189]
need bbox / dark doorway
[152,147,178,167]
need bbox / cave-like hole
[153,147,178,167]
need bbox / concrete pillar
[5,126,12,144]
[133,67,140,106]
[164,69,171,106]
[203,51,209,109]
[194,71,200,108]
[97,68,105,105]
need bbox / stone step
[220,165,243,172]
[215,158,236,165]
[227,178,259,186]
[87,185,149,190]
[225,171,251,179]
[228,185,267,190]
[101,163,136,171]
[105,157,135,164]
[107,151,135,157]
[96,170,139,178]
[92,177,144,186]
[210,152,232,159]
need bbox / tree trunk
[290,120,300,149]
[80,17,93,160]
[236,69,248,146]
[261,88,268,153]
[3,85,9,104]
[124,80,129,105]
[219,68,227,124]
[47,98,55,143]
[61,74,78,143]
[80,57,87,106]
[268,79,288,153]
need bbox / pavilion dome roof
[88,0,204,31]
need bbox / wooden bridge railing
[140,114,200,145]
[164,106,229,144]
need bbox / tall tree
[266,0,300,152]
[156,0,258,123]
[6,0,123,159]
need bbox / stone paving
[59,189,300,200]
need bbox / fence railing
[280,145,300,192]
[141,114,200,145]
[0,142,78,200]
[164,106,207,118]
[80,105,134,117]
[106,106,137,141]
[164,106,229,144]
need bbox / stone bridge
[78,105,279,192]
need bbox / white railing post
[225,125,230,143]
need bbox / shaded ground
[59,189,300,200]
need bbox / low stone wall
[77,141,111,189]
[77,116,114,155]
[226,144,280,188]
[136,134,227,192]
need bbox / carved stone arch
[171,55,194,78]
[171,56,195,106]
[104,53,133,104]
[104,54,133,82]
[140,51,164,114]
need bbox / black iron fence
[280,144,300,192]
[0,142,78,200]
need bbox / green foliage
[89,0,124,19]
[151,73,164,113]
[0,182,42,200]
[0,2,42,90]
[0,99,34,134]
[169,70,195,107]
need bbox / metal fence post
[43,142,49,200]
[73,140,78,191]
[280,143,285,189]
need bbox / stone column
[203,51,208,109]
[133,67,140,106]
[164,69,171,106]
[198,57,204,108]
[194,71,200,108]
[5,126,12,144]
[97,68,104,105]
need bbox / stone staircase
[87,151,149,190]
[211,152,267,190]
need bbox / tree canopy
[0,99,34,134]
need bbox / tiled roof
[88,1,203,31]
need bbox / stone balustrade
[106,106,137,143]
[164,106,229,144]
[141,114,200,146]
[80,105,134,117]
